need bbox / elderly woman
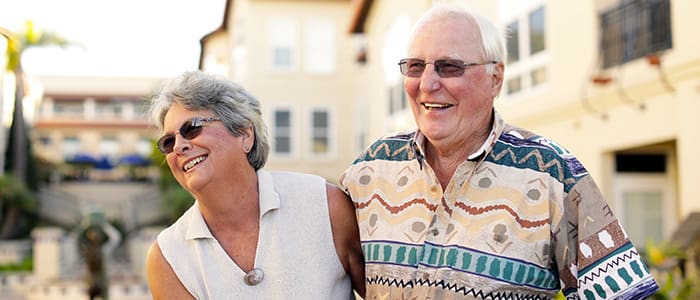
[145,70,365,299]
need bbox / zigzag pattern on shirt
[367,275,551,300]
[490,148,565,182]
[579,248,643,285]
[355,193,438,214]
[453,201,549,228]
[366,275,414,288]
[357,139,415,162]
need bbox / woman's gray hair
[410,4,507,75]
[148,70,270,170]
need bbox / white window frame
[303,18,336,75]
[614,173,677,247]
[266,17,298,72]
[500,0,550,101]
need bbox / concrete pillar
[31,227,64,281]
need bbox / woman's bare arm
[145,241,196,300]
[327,182,366,298]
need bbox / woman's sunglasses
[157,117,222,154]
[398,58,496,78]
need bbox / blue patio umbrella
[66,153,99,165]
[117,153,151,166]
[95,156,115,170]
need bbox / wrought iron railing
[599,0,672,68]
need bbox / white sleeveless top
[157,170,353,299]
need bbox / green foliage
[0,174,38,239]
[3,20,70,72]
[0,256,33,272]
[2,20,68,239]
[646,239,700,300]
[0,174,36,210]
[150,140,194,224]
[163,186,195,223]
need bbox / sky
[0,0,226,78]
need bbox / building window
[506,20,520,63]
[622,190,664,245]
[61,137,80,159]
[311,110,329,154]
[54,100,83,117]
[530,67,546,87]
[273,48,292,68]
[95,101,122,118]
[137,138,152,157]
[304,18,336,74]
[388,82,407,115]
[39,136,52,146]
[600,0,672,68]
[267,18,298,71]
[507,77,522,95]
[273,109,292,154]
[501,3,548,98]
[99,136,120,159]
[131,101,148,119]
[528,7,546,55]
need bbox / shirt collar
[412,110,505,162]
[256,169,281,217]
[184,169,280,240]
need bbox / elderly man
[340,4,658,299]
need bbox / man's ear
[491,62,505,91]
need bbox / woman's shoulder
[262,169,325,185]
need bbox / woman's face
[404,16,502,147]
[162,103,252,193]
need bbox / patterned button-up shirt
[340,111,658,299]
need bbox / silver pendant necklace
[244,268,264,286]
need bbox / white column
[31,227,65,281]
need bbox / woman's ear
[242,126,255,153]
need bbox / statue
[77,210,121,300]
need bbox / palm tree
[1,21,68,239]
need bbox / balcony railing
[599,0,672,68]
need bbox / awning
[117,153,151,166]
[66,153,99,165]
[94,156,115,170]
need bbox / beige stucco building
[31,75,164,175]
[201,0,700,249]
[200,0,360,183]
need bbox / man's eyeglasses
[398,58,496,78]
[157,117,222,154]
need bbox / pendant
[244,268,264,286]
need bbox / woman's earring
[244,145,250,153]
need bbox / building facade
[201,0,360,183]
[31,75,164,181]
[202,0,700,249]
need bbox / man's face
[404,16,502,146]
